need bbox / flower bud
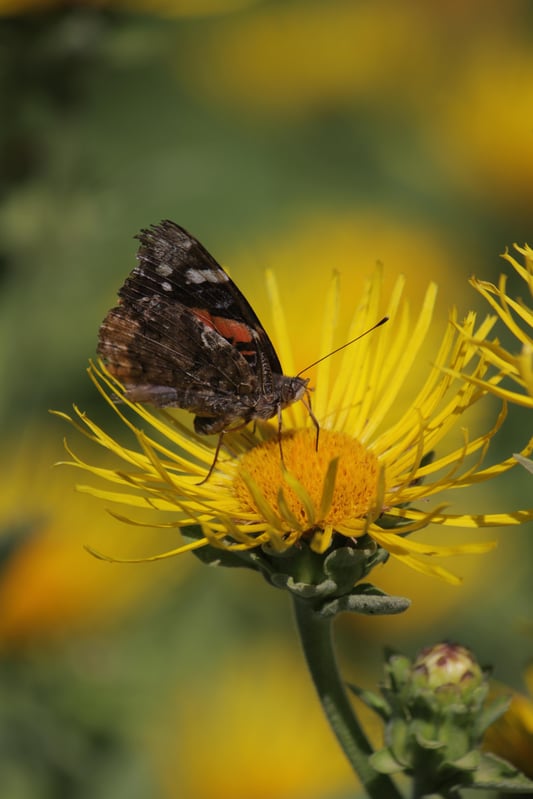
[352,643,533,794]
[411,642,485,708]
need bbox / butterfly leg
[195,415,251,484]
[276,404,287,469]
[196,430,226,485]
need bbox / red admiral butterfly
[97,220,310,446]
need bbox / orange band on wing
[191,307,255,346]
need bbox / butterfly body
[97,220,308,435]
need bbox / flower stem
[293,597,403,799]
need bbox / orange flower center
[233,429,380,529]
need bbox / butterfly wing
[134,221,282,376]
[97,221,283,425]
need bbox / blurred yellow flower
[59,267,533,586]
[432,38,533,208]
[179,2,436,117]
[484,666,533,779]
[149,644,364,799]
[460,244,533,408]
[0,434,183,646]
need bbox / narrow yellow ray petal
[387,552,463,585]
[392,507,533,527]
[370,529,497,557]
[85,536,209,563]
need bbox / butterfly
[97,220,310,455]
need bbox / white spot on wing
[161,281,173,292]
[185,268,228,284]
[156,263,173,277]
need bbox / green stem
[293,597,403,799]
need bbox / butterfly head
[278,375,309,410]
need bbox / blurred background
[1,1,532,797]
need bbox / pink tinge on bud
[413,643,483,691]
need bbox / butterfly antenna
[296,316,388,377]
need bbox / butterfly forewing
[97,221,308,432]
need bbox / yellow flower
[463,244,533,408]
[57,268,533,586]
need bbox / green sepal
[323,544,382,592]
[264,541,410,617]
[474,693,512,735]
[412,721,447,751]
[271,573,337,599]
[269,571,409,616]
[386,652,412,690]
[388,718,412,765]
[347,685,391,720]
[466,752,533,792]
[369,748,404,774]
[443,749,480,772]
[190,532,410,616]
